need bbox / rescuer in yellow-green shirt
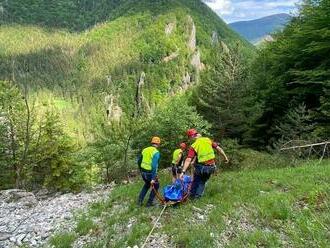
[137,136,161,207]
[180,129,229,199]
[171,142,187,182]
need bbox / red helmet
[186,128,198,138]
[180,142,187,150]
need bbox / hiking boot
[137,199,143,207]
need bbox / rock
[16,233,26,245]
[179,72,192,91]
[127,217,137,230]
[40,231,49,239]
[0,184,114,248]
[105,94,123,122]
[0,232,11,241]
[21,196,38,208]
[221,41,230,54]
[31,238,37,246]
[211,31,218,45]
[182,72,191,85]
[23,233,31,242]
[141,233,172,248]
[35,188,50,200]
[0,189,25,202]
[192,206,203,213]
[196,213,205,220]
[163,52,179,62]
[165,22,175,35]
[191,50,204,71]
[187,16,196,51]
[0,189,38,207]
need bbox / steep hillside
[229,13,292,44]
[0,0,253,141]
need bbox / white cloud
[265,0,298,8]
[204,0,234,15]
[203,0,300,23]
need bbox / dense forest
[0,0,329,191]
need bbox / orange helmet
[180,142,187,150]
[151,136,161,145]
[186,128,198,138]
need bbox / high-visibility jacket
[141,146,159,171]
[172,148,183,165]
[191,137,215,163]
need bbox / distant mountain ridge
[229,13,292,44]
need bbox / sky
[203,0,300,23]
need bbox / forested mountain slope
[0,0,252,134]
[0,0,253,190]
[229,13,292,44]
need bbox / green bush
[133,96,211,168]
[218,139,245,170]
[239,149,294,171]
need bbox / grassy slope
[51,160,330,247]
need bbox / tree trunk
[106,163,110,183]
[21,84,31,165]
[8,111,21,188]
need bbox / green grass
[49,232,76,248]
[61,159,330,247]
[75,216,98,236]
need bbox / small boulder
[0,189,38,207]
[35,188,50,200]
[0,232,11,241]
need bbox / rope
[152,183,166,204]
[141,204,167,248]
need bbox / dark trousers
[190,164,216,199]
[171,164,182,177]
[138,171,159,206]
